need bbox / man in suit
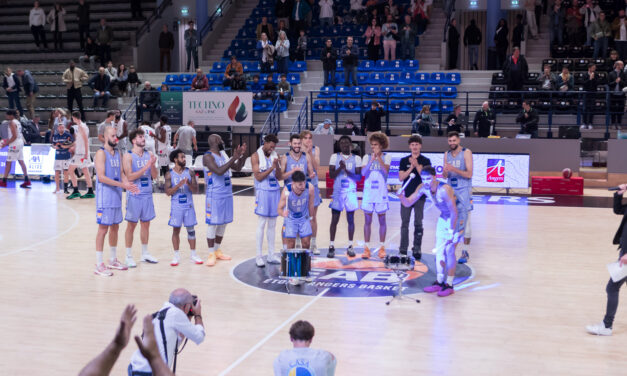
[607,60,626,129]
[586,184,627,336]
[582,63,599,129]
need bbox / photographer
[128,288,205,374]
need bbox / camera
[187,295,198,317]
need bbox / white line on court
[232,186,254,195]
[0,202,80,257]
[218,288,330,375]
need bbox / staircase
[417,6,447,70]
[523,14,551,72]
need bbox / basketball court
[0,179,625,375]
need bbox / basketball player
[0,109,30,188]
[278,170,315,250]
[173,120,198,167]
[165,149,202,266]
[97,111,116,144]
[94,126,139,276]
[300,130,323,254]
[328,135,361,258]
[112,110,128,153]
[203,134,246,266]
[139,121,157,155]
[67,111,95,199]
[273,320,337,375]
[442,131,473,264]
[154,115,172,178]
[123,128,159,267]
[400,166,463,297]
[251,134,283,267]
[361,132,391,259]
[52,121,73,194]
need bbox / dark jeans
[603,248,627,328]
[67,87,85,120]
[399,196,425,254]
[616,41,627,61]
[610,95,624,124]
[276,56,289,74]
[186,47,198,71]
[30,25,47,48]
[160,49,171,72]
[140,104,161,122]
[7,91,24,115]
[323,69,336,86]
[99,44,111,66]
[593,37,608,58]
[78,24,89,49]
[583,100,595,125]
[344,65,357,87]
[260,61,272,73]
[52,31,63,50]
[401,41,415,60]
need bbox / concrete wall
[607,140,627,174]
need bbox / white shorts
[361,201,389,214]
[329,191,359,212]
[54,159,70,171]
[6,143,24,162]
[70,153,91,169]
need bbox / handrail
[135,0,174,47]
[200,0,234,40]
[291,98,309,134]
[259,98,281,142]
[122,97,139,128]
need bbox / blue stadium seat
[341,25,353,36]
[210,86,224,91]
[379,85,395,98]
[374,60,390,71]
[336,60,344,72]
[211,62,227,73]
[430,72,445,84]
[310,38,322,49]
[422,100,438,112]
[242,61,257,73]
[259,74,269,84]
[341,100,360,112]
[290,61,307,72]
[399,71,415,85]
[287,73,301,85]
[318,86,335,98]
[183,86,192,91]
[332,38,343,48]
[335,72,345,83]
[439,100,454,113]
[207,74,221,85]
[358,60,374,72]
[414,73,429,84]
[349,86,363,98]
[445,73,461,85]
[236,49,248,59]
[392,86,411,98]
[326,100,342,112]
[312,100,327,112]
[357,72,369,84]
[354,36,365,46]
[384,72,400,84]
[244,40,256,49]
[404,60,420,70]
[361,100,372,110]
[390,60,403,70]
[411,86,426,98]
[441,86,457,98]
[408,99,421,111]
[223,49,236,59]
[170,86,182,92]
[336,85,350,97]
[310,27,325,37]
[163,74,179,85]
[389,100,406,113]
[364,86,379,97]
[306,48,322,60]
[252,9,261,17]
[245,19,256,27]
[369,72,384,84]
[253,99,273,112]
[231,39,244,49]
[179,74,193,85]
[424,86,441,98]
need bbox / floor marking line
[232,186,254,195]
[218,287,330,375]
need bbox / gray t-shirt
[273,347,336,376]
[175,125,196,152]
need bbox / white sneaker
[580,124,586,129]
[94,263,113,276]
[586,322,612,336]
[190,255,204,264]
[267,253,281,264]
[587,125,593,130]
[141,253,159,263]
[170,256,180,266]
[126,256,137,268]
[256,256,266,267]
[310,243,320,255]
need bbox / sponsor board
[183,92,252,126]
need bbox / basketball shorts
[205,194,233,225]
[54,159,70,171]
[329,191,358,212]
[125,195,156,223]
[361,201,389,214]
[97,207,123,226]
[169,206,197,228]
[435,210,468,250]
[282,219,312,239]
[6,143,24,162]
[70,153,91,169]
[255,189,280,217]
[313,185,322,207]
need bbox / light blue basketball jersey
[254,154,280,191]
[332,153,358,194]
[445,147,472,211]
[170,168,193,210]
[96,148,122,208]
[284,151,308,185]
[287,183,310,221]
[128,150,153,197]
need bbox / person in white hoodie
[29,1,48,49]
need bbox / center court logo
[227,96,248,122]
[232,251,472,298]
[486,158,505,183]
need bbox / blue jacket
[22,70,39,95]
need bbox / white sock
[190,249,197,258]
[436,273,444,284]
[379,241,385,249]
[141,244,149,256]
[96,252,103,265]
[282,243,288,251]
[329,240,334,246]
[311,237,317,244]
[256,217,267,257]
[173,250,180,259]
[126,247,133,258]
[267,217,277,255]
[446,276,454,286]
[109,246,117,262]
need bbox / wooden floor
[1,179,626,375]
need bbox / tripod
[385,268,420,305]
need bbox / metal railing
[200,0,234,40]
[122,97,139,128]
[258,98,281,142]
[291,98,309,134]
[135,0,174,46]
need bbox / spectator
[362,101,386,134]
[538,64,558,91]
[549,0,566,46]
[258,32,275,73]
[342,36,359,87]
[29,1,48,50]
[89,67,111,108]
[128,65,140,97]
[580,0,601,46]
[382,14,398,61]
[350,0,366,16]
[445,105,466,134]
[16,69,39,119]
[276,0,293,29]
[336,119,361,135]
[191,68,209,91]
[104,61,117,84]
[582,63,598,129]
[314,118,335,134]
[400,14,417,60]
[276,31,291,74]
[608,60,626,129]
[296,29,308,61]
[526,0,539,40]
[473,101,496,137]
[223,56,244,87]
[256,16,275,41]
[251,75,264,98]
[96,19,113,66]
[160,83,169,91]
[128,289,205,374]
[140,81,161,121]
[62,61,88,120]
[79,36,98,70]
[277,19,290,37]
[277,74,292,102]
[321,38,337,86]
[387,0,399,20]
[291,0,312,37]
[77,0,90,50]
[47,3,67,51]
[319,0,334,28]
[116,64,129,96]
[230,72,247,91]
[263,75,278,99]
[556,66,574,92]
[364,18,382,61]
[184,20,198,71]
[607,49,620,72]
[535,0,543,33]
[612,10,627,61]
[173,121,198,163]
[130,0,144,20]
[273,321,336,376]
[494,18,509,69]
[512,14,525,48]
[566,2,584,46]
[411,105,436,136]
[516,100,539,138]
[2,68,24,116]
[591,11,611,58]
[159,24,175,72]
[447,18,460,69]
[463,19,481,70]
[503,47,528,91]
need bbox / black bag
[21,120,41,144]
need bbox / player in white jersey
[139,121,157,156]
[0,110,31,188]
[360,132,391,259]
[66,111,95,199]
[273,320,336,376]
[112,109,128,152]
[154,115,172,177]
[97,111,116,144]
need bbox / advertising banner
[183,92,253,126]
[160,92,183,125]
[0,144,56,176]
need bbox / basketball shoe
[361,245,371,259]
[437,284,455,297]
[107,259,128,270]
[586,322,612,336]
[424,282,443,293]
[215,249,231,260]
[94,263,113,276]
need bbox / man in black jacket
[362,101,386,134]
[139,81,161,121]
[607,60,626,129]
[473,101,496,137]
[89,67,111,108]
[321,39,337,87]
[77,0,90,50]
[342,36,359,87]
[503,47,528,91]
[586,184,627,336]
[516,100,539,138]
[582,63,599,128]
[448,18,460,70]
[159,24,175,72]
[464,19,482,70]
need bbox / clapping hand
[134,314,161,361]
[338,160,346,170]
[123,182,140,194]
[234,143,247,158]
[113,304,137,349]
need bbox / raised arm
[278,187,289,217]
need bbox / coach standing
[587,184,627,336]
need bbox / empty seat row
[253,99,288,112]
[312,99,454,113]
[163,73,301,86]
[325,71,459,85]
[317,85,458,99]
[210,61,306,74]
